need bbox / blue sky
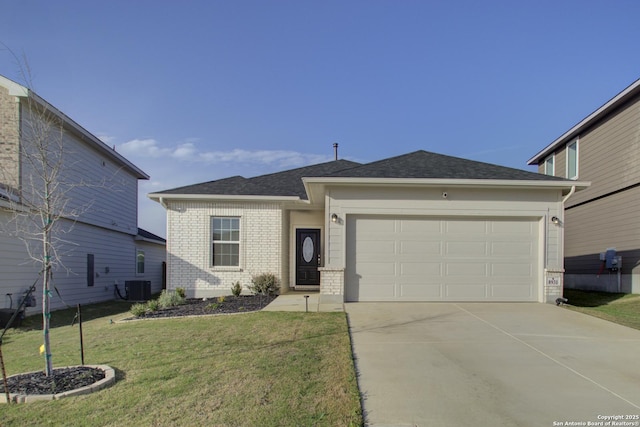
[2,1,639,238]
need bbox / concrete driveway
[346,303,640,427]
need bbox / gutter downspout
[159,197,168,209]
[562,185,576,204]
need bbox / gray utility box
[125,280,151,301]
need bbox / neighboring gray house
[0,75,165,314]
[150,150,586,304]
[528,78,640,294]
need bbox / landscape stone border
[0,364,115,404]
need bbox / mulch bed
[1,294,277,397]
[2,366,105,396]
[134,294,278,319]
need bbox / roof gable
[157,159,361,198]
[152,150,568,202]
[328,150,564,181]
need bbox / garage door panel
[491,221,534,234]
[446,241,488,257]
[357,262,396,276]
[355,240,396,255]
[446,220,487,234]
[491,263,533,277]
[491,241,533,256]
[399,284,443,298]
[347,216,539,302]
[446,262,487,276]
[445,283,488,299]
[400,219,442,233]
[400,262,442,277]
[400,240,442,255]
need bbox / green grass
[563,289,640,330]
[1,303,362,426]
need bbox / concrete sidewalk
[262,292,344,312]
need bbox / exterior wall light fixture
[551,216,560,224]
[331,213,338,223]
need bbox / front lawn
[562,288,640,330]
[1,303,362,426]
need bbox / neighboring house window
[566,139,578,179]
[212,217,240,267]
[136,250,145,275]
[544,154,555,176]
[87,254,94,287]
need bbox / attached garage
[346,215,540,302]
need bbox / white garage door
[346,216,539,302]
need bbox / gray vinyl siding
[0,216,147,314]
[1,83,149,312]
[565,96,640,208]
[564,185,640,276]
[559,95,640,291]
[19,107,139,236]
[135,240,166,294]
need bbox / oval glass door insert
[302,236,314,263]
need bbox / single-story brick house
[149,150,588,303]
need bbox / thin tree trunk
[42,189,53,376]
[42,255,53,376]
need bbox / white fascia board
[527,78,640,165]
[303,177,590,204]
[148,193,303,203]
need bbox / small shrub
[217,295,225,303]
[230,281,242,297]
[248,273,280,296]
[158,290,186,309]
[130,303,148,317]
[175,287,186,298]
[206,303,220,311]
[147,299,160,312]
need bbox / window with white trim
[566,139,578,179]
[212,217,240,267]
[544,154,555,176]
[136,249,145,274]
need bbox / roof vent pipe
[333,143,338,161]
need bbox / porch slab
[262,292,343,312]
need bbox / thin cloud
[118,139,333,168]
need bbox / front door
[296,228,321,285]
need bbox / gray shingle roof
[159,159,361,198]
[327,150,565,181]
[137,228,166,243]
[156,150,563,199]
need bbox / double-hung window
[212,217,240,267]
[544,154,555,176]
[566,139,578,179]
